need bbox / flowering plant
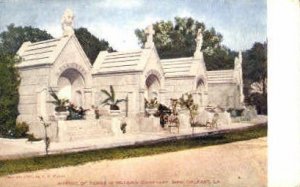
[145,97,159,109]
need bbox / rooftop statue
[61,8,75,37]
[145,24,155,48]
[195,28,203,51]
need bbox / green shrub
[67,103,88,120]
[14,122,29,138]
[248,93,267,115]
[121,122,127,134]
[0,54,20,137]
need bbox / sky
[0,0,267,51]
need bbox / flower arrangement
[145,97,159,109]
[178,93,199,125]
[179,93,194,110]
[67,103,89,120]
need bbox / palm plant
[101,85,126,110]
[49,88,69,112]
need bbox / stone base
[139,117,162,132]
[57,120,112,142]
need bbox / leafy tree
[0,54,20,137]
[242,42,267,114]
[0,24,53,55]
[243,42,267,95]
[75,28,114,64]
[0,24,52,137]
[135,17,235,70]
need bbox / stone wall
[92,73,141,116]
[163,77,195,106]
[207,83,239,108]
[17,66,53,137]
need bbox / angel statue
[61,8,75,37]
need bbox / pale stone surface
[111,117,123,136]
[194,110,215,126]
[0,116,267,159]
[241,106,258,121]
[0,137,267,187]
[178,111,191,131]
[15,9,245,139]
[217,111,232,125]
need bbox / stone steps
[59,122,113,141]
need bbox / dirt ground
[0,137,267,187]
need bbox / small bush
[121,122,127,134]
[67,103,89,120]
[248,93,267,115]
[14,122,29,138]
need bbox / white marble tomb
[15,9,244,137]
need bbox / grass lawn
[0,123,267,177]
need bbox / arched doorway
[145,74,160,100]
[57,68,85,107]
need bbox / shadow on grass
[0,123,267,176]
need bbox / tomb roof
[16,36,71,68]
[206,69,235,83]
[93,48,152,74]
[160,57,195,77]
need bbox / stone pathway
[0,137,267,187]
[0,116,267,160]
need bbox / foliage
[242,42,267,114]
[135,17,235,70]
[49,88,69,112]
[101,85,126,110]
[121,122,127,134]
[227,108,245,117]
[75,28,115,64]
[67,103,89,120]
[178,93,199,125]
[0,123,267,176]
[38,116,51,156]
[145,97,159,109]
[248,93,267,115]
[14,122,29,138]
[157,104,172,126]
[0,24,53,55]
[243,42,267,95]
[0,54,20,137]
[178,93,194,109]
[0,24,53,138]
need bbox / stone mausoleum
[16,9,244,138]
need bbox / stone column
[139,89,146,114]
[84,88,92,108]
[159,89,168,106]
[84,88,93,119]
[46,87,59,120]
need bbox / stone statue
[234,51,242,69]
[195,28,203,51]
[238,51,242,62]
[145,24,155,48]
[61,8,75,37]
[234,51,244,105]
